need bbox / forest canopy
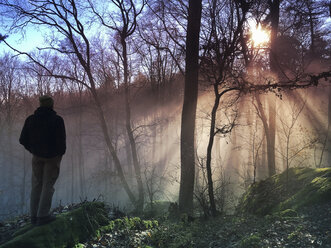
[0,0,330,219]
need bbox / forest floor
[1,168,331,248]
[78,202,331,248]
[0,201,330,248]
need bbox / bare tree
[140,0,187,77]
[178,0,202,215]
[199,0,248,216]
[277,93,317,182]
[1,0,141,208]
[89,0,146,211]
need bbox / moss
[149,221,196,248]
[0,202,109,248]
[287,225,303,240]
[237,178,280,215]
[239,234,261,248]
[73,244,85,248]
[280,209,298,218]
[11,224,35,237]
[237,167,331,216]
[96,216,158,240]
[279,173,331,210]
[2,201,159,248]
[111,216,158,231]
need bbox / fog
[0,0,330,221]
[0,71,329,220]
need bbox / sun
[249,23,270,47]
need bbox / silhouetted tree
[0,34,8,42]
[89,0,146,211]
[197,0,249,216]
[1,0,140,208]
[178,0,202,215]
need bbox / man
[19,95,66,226]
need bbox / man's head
[39,95,54,109]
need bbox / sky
[0,26,46,55]
[0,0,113,56]
[0,2,330,56]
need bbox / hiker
[19,95,66,225]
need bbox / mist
[0,0,330,222]
[0,69,329,220]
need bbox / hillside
[237,167,331,215]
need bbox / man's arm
[56,116,66,156]
[19,117,31,152]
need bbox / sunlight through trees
[0,0,330,219]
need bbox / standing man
[19,95,66,226]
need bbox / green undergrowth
[239,234,261,248]
[146,203,331,248]
[2,168,330,248]
[149,220,197,247]
[96,216,158,237]
[147,215,271,248]
[0,202,109,248]
[1,202,159,248]
[237,167,331,216]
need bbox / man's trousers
[30,155,61,218]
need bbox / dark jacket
[19,107,66,158]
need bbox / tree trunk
[260,131,267,178]
[71,147,75,203]
[305,1,316,56]
[90,87,137,206]
[267,98,276,176]
[125,137,133,175]
[205,91,220,216]
[78,89,86,198]
[122,38,144,212]
[255,94,276,176]
[263,0,279,176]
[328,85,331,166]
[179,0,202,215]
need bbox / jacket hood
[34,107,57,117]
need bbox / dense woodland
[0,0,330,222]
